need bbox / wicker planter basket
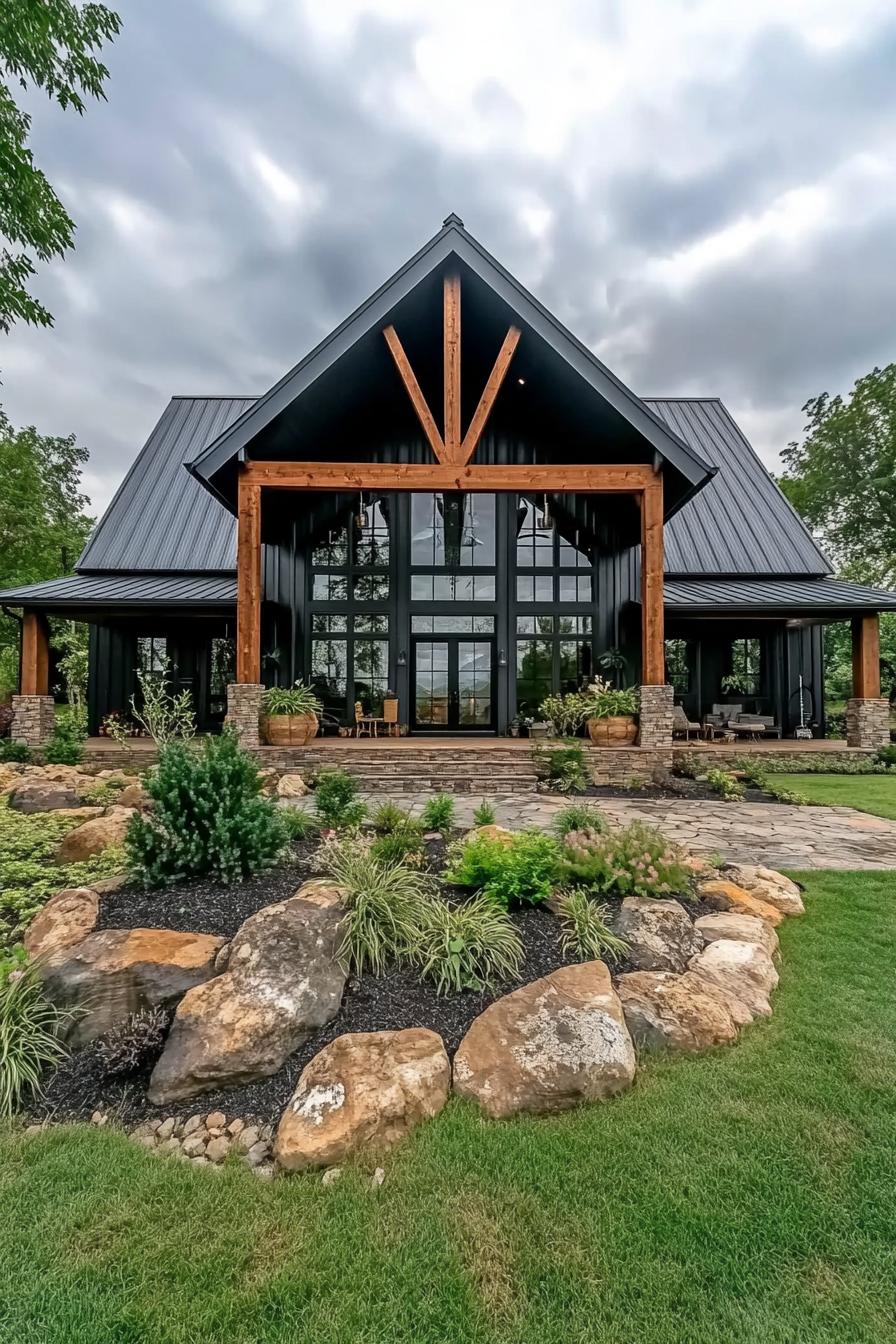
[261,712,319,747]
[586,715,637,746]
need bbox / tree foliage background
[779,363,896,706]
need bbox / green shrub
[561,821,692,900]
[370,826,425,868]
[317,835,432,976]
[533,741,589,792]
[446,829,561,910]
[0,740,30,764]
[415,895,523,995]
[371,801,413,834]
[42,706,87,765]
[554,889,629,963]
[0,949,70,1117]
[472,801,496,826]
[876,745,896,769]
[126,730,286,888]
[278,807,317,841]
[705,768,745,801]
[313,768,367,830]
[553,803,608,838]
[538,691,588,737]
[83,778,126,807]
[420,793,456,833]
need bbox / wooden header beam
[20,611,50,696]
[852,613,881,699]
[242,460,657,493]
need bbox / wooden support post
[443,273,461,462]
[20,612,50,696]
[236,470,262,684]
[640,476,664,685]
[852,613,880,699]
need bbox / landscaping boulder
[695,911,779,958]
[293,878,347,910]
[55,806,137,863]
[275,1029,450,1171]
[614,897,702,973]
[41,927,224,1047]
[276,774,310,799]
[453,961,636,1119]
[148,892,347,1104]
[116,782,151,810]
[464,824,513,845]
[721,864,805,917]
[696,878,783,927]
[616,970,741,1052]
[688,939,779,1019]
[9,781,83,813]
[24,887,99,959]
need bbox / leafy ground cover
[771,773,896,821]
[1,869,895,1343]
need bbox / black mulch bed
[576,780,777,803]
[29,835,713,1129]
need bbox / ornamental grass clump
[553,803,608,839]
[317,835,433,976]
[445,829,561,910]
[553,889,629,963]
[0,949,70,1117]
[561,821,692,901]
[126,730,286,888]
[415,895,523,995]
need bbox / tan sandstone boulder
[453,961,636,1119]
[148,893,346,1104]
[688,939,779,1019]
[696,879,783,927]
[616,970,741,1052]
[116,782,151,810]
[275,1029,450,1171]
[293,879,347,910]
[55,806,136,863]
[24,887,100,959]
[42,927,224,1047]
[464,824,514,846]
[695,911,779,957]
[276,774,310,798]
[614,897,702,973]
[721,864,805,917]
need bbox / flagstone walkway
[350,792,896,870]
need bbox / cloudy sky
[4,0,896,515]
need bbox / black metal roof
[0,573,235,609]
[663,577,896,614]
[187,215,714,503]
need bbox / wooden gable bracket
[383,273,521,468]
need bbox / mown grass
[773,772,896,821]
[2,871,896,1343]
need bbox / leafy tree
[1,0,121,332]
[0,407,94,692]
[779,364,896,586]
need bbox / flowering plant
[560,821,692,900]
[580,677,640,719]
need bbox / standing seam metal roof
[76,395,830,579]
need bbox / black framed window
[515,496,593,602]
[411,493,496,568]
[311,497,391,603]
[515,615,592,717]
[729,637,761,695]
[137,636,167,674]
[310,615,390,717]
[665,638,690,694]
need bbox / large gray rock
[9,781,83,813]
[616,970,741,1053]
[453,961,636,1119]
[614,897,702,973]
[688,939,779,1019]
[148,893,346,1104]
[275,1029,450,1171]
[42,928,225,1047]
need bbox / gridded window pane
[137,636,167,673]
[312,613,348,634]
[411,573,495,601]
[411,494,496,567]
[558,574,592,602]
[312,527,348,568]
[415,640,450,725]
[311,639,347,714]
[458,641,492,726]
[729,638,761,694]
[353,498,390,567]
[516,639,553,716]
[313,574,348,601]
[558,527,592,567]
[556,615,591,635]
[517,575,553,602]
[353,638,389,714]
[516,497,554,567]
[353,613,389,634]
[353,573,389,601]
[412,615,495,633]
[559,640,591,693]
[665,639,690,694]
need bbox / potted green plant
[580,677,639,746]
[261,682,322,746]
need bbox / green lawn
[773,773,896,820]
[2,871,896,1343]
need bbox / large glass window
[665,638,690,695]
[311,497,390,603]
[137,636,167,674]
[515,496,593,603]
[411,493,496,567]
[411,574,495,601]
[515,615,592,717]
[728,637,761,695]
[310,614,391,718]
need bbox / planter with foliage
[260,683,322,747]
[580,678,639,746]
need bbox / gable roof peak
[442,211,465,229]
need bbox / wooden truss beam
[640,477,665,686]
[852,612,880,699]
[20,611,50,696]
[236,470,262,684]
[443,273,461,461]
[383,324,448,464]
[242,461,657,493]
[460,325,521,465]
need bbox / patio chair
[728,713,782,740]
[672,704,701,740]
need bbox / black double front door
[412,637,495,732]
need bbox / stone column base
[846,697,889,749]
[11,694,56,747]
[638,684,674,748]
[225,683,264,748]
